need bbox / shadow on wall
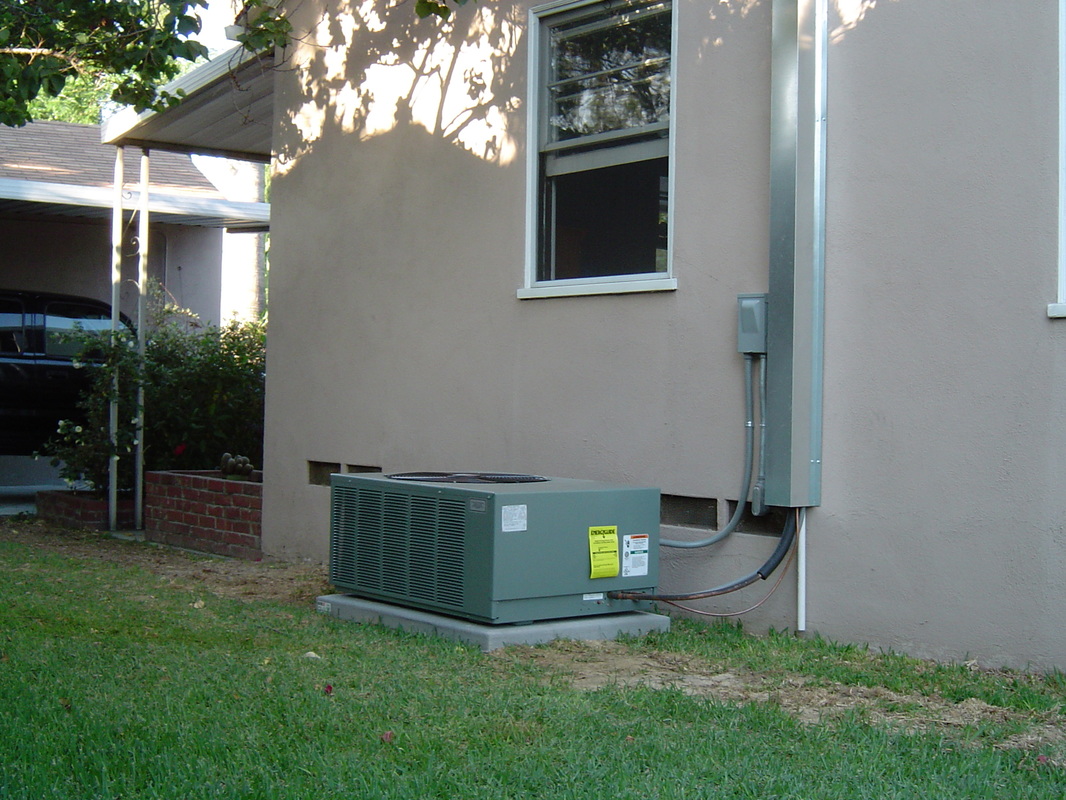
[693,0,896,58]
[274,0,525,175]
[269,0,896,173]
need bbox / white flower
[74,426,83,434]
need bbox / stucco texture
[262,0,1066,669]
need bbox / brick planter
[36,490,135,530]
[144,470,262,560]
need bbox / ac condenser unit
[329,472,660,625]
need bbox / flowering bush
[41,302,266,493]
[41,328,140,492]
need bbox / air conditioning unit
[329,472,660,625]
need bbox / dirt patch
[1,518,330,606]
[496,640,1066,756]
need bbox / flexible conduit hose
[660,353,760,548]
[608,510,797,602]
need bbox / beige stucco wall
[264,0,1066,668]
[810,0,1066,667]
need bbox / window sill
[518,277,677,300]
[1048,303,1066,318]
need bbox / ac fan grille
[330,486,466,607]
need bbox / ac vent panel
[330,473,660,624]
[331,486,467,608]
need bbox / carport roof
[102,46,274,163]
[0,119,269,230]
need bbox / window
[522,0,676,298]
[44,301,112,358]
[0,299,25,355]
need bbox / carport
[98,44,276,529]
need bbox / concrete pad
[315,594,671,651]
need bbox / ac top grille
[330,485,466,607]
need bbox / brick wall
[144,471,262,560]
[36,490,135,530]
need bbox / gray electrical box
[737,293,769,354]
[329,472,660,624]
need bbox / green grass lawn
[1,523,1064,799]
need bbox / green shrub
[40,330,141,492]
[142,315,266,472]
[41,304,266,492]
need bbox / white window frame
[1053,0,1066,317]
[520,0,678,300]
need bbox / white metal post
[135,150,150,529]
[109,147,125,531]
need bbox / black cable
[608,510,797,602]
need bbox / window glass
[532,0,672,288]
[0,299,24,355]
[548,2,671,143]
[44,302,112,358]
[544,157,668,280]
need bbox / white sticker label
[501,504,528,532]
[583,593,605,601]
[621,534,650,577]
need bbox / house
[106,0,1066,670]
[0,120,268,324]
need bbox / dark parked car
[0,290,131,456]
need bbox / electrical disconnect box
[329,472,661,625]
[737,293,769,354]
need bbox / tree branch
[0,46,82,72]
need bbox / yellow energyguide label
[588,526,620,579]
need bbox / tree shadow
[273,0,524,172]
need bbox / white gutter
[0,177,269,226]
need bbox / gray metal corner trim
[764,0,827,508]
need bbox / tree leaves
[415,0,470,20]
[1,0,474,128]
[0,1,208,126]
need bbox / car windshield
[44,301,113,358]
[0,298,24,354]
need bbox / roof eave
[101,46,275,163]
